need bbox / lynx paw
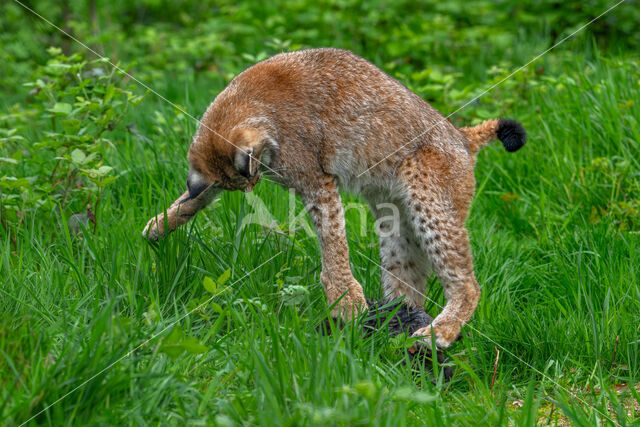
[411,324,459,350]
[142,214,164,241]
[330,287,368,321]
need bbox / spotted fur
[142,48,527,345]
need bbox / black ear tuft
[235,148,254,178]
[497,119,527,152]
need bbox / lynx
[142,48,526,349]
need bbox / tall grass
[1,46,639,425]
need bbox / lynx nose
[185,170,209,201]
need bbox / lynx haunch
[143,48,526,349]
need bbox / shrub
[0,48,144,229]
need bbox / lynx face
[186,127,263,194]
[143,48,526,349]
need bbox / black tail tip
[497,119,526,152]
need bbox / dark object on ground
[363,299,453,382]
[317,299,453,381]
[363,298,434,336]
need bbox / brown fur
[459,118,500,154]
[143,48,523,346]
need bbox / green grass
[2,16,640,427]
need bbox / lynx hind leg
[366,195,431,308]
[398,155,480,349]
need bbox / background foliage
[1,0,639,425]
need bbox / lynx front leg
[300,176,368,320]
[142,186,219,241]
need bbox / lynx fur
[143,48,526,349]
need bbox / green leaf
[47,46,62,56]
[217,269,231,285]
[203,270,231,295]
[203,276,217,294]
[180,337,209,354]
[159,327,186,360]
[160,344,184,360]
[49,102,72,116]
[86,165,114,177]
[104,84,116,103]
[280,284,309,307]
[210,302,223,314]
[70,149,86,165]
[95,176,117,187]
[393,387,436,403]
[164,326,184,345]
[354,381,377,400]
[159,327,208,359]
[0,177,30,190]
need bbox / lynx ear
[233,127,271,178]
[234,146,258,178]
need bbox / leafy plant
[159,326,209,360]
[0,47,144,227]
[584,156,640,230]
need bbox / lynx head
[186,123,275,200]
